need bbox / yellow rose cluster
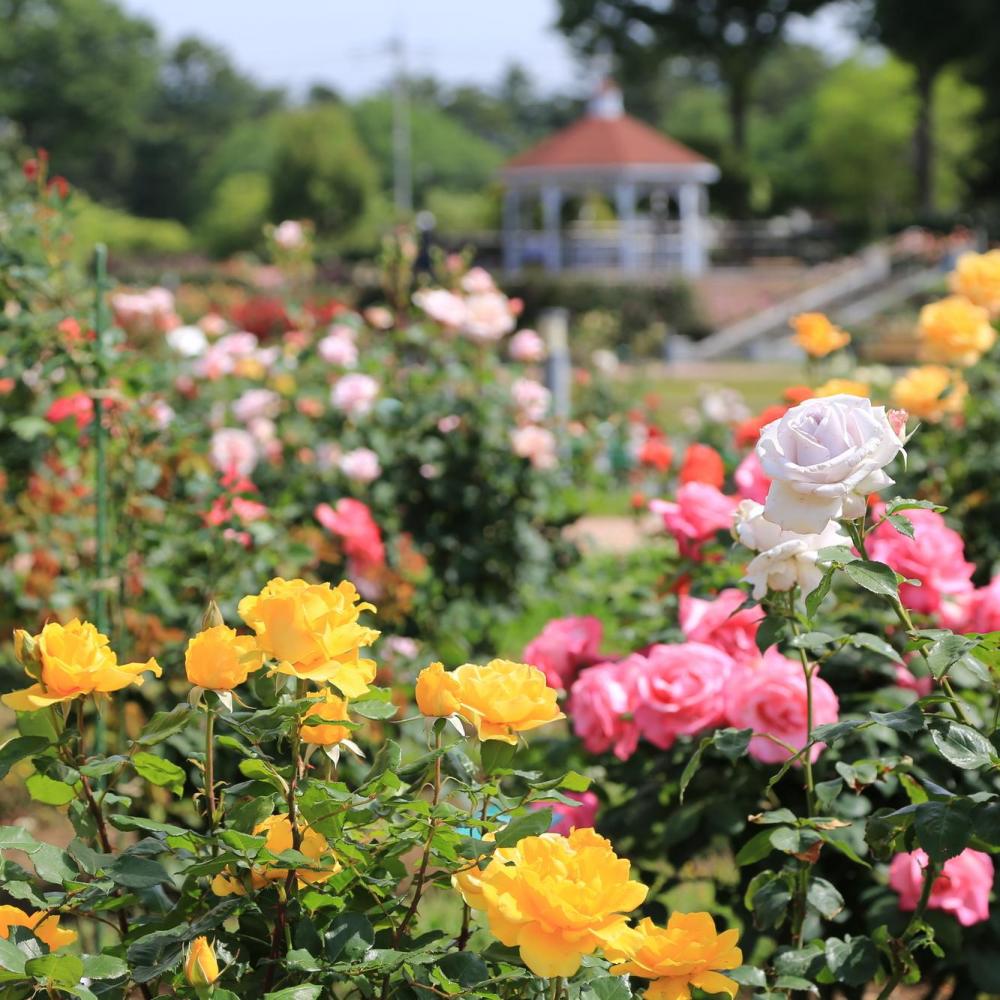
[415,659,564,743]
[0,906,77,951]
[891,364,967,423]
[918,294,996,367]
[455,828,741,996]
[950,249,1000,316]
[791,312,851,358]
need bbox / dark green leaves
[914,801,973,864]
[133,705,193,746]
[930,720,997,770]
[132,752,185,795]
[324,913,374,963]
[844,560,899,598]
[494,809,551,847]
[824,936,879,986]
[107,854,170,889]
[0,736,49,781]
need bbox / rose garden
[7,102,1000,999]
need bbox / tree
[555,0,831,162]
[128,36,283,222]
[268,105,377,236]
[865,0,977,214]
[0,0,159,200]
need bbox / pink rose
[315,499,386,578]
[633,643,735,750]
[568,658,641,761]
[942,575,1000,634]
[650,483,739,559]
[724,651,839,764]
[511,425,557,470]
[679,589,763,666]
[273,219,305,250]
[534,790,600,836]
[210,428,258,477]
[523,616,604,691]
[734,451,771,504]
[463,291,516,343]
[511,377,551,422]
[889,848,993,926]
[339,447,381,484]
[867,507,974,615]
[461,267,496,294]
[331,374,379,417]
[233,388,281,424]
[413,288,467,328]
[318,330,358,368]
[437,414,461,434]
[894,663,933,697]
[509,329,546,363]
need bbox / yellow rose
[0,905,77,950]
[238,577,379,696]
[211,813,340,895]
[609,913,743,1000]
[918,295,996,366]
[450,659,564,744]
[301,688,352,746]
[891,365,967,423]
[451,832,499,910]
[791,313,851,357]
[457,828,647,978]
[184,936,220,987]
[950,250,1000,316]
[814,378,869,398]
[185,625,264,691]
[1,619,161,712]
[414,661,461,718]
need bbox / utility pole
[390,35,412,218]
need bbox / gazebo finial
[588,76,624,120]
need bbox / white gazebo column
[679,181,707,276]
[541,184,563,272]
[615,181,638,273]
[502,187,522,273]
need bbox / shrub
[196,172,271,258]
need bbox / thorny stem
[875,857,939,1000]
[395,729,443,944]
[204,704,217,837]
[549,977,564,1000]
[457,794,492,951]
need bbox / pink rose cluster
[111,286,180,337]
[533,588,839,765]
[315,499,386,583]
[531,790,600,837]
[889,848,993,926]
[196,332,279,381]
[650,483,738,559]
[411,267,519,344]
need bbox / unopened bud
[201,600,225,631]
[13,629,41,678]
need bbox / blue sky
[120,0,857,98]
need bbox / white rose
[166,325,208,357]
[735,499,847,600]
[757,394,903,533]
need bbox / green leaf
[0,827,41,853]
[844,560,899,597]
[133,704,193,746]
[930,720,996,770]
[108,816,190,838]
[914,801,973,864]
[585,977,632,1000]
[807,877,844,919]
[746,870,792,930]
[107,855,170,889]
[480,740,516,775]
[350,698,398,720]
[496,809,553,847]
[362,741,403,785]
[264,987,323,1000]
[770,827,820,856]
[789,631,836,652]
[824,936,879,987]
[925,635,980,680]
[560,770,591,792]
[729,966,767,988]
[0,936,26,974]
[0,736,49,781]
[25,954,84,987]
[324,913,374,962]
[714,727,753,760]
[847,632,903,664]
[735,828,777,866]
[132,753,186,795]
[81,954,128,979]
[886,498,946,514]
[887,513,915,539]
[679,736,711,803]
[805,568,835,618]
[755,615,785,655]
[25,773,75,805]
[817,545,857,565]
[869,704,924,734]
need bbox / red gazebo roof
[505,114,712,171]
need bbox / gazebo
[500,82,719,277]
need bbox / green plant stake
[91,243,109,754]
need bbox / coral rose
[889,848,993,926]
[450,659,564,743]
[678,443,724,488]
[890,365,966,423]
[650,483,738,559]
[568,658,641,761]
[725,651,839,764]
[609,912,743,1000]
[522,615,604,691]
[919,295,996,367]
[2,619,161,712]
[632,643,735,750]
[791,312,850,357]
[867,506,974,615]
[458,828,647,977]
[950,249,1000,316]
[679,588,763,666]
[238,577,379,696]
[185,625,264,691]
